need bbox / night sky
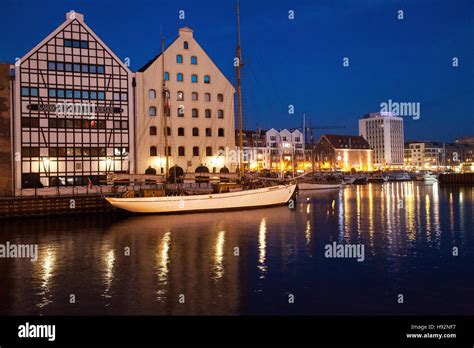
[2,0,473,142]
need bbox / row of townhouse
[0,12,236,195]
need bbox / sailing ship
[106,1,296,214]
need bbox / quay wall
[439,173,474,185]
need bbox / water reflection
[258,218,267,278]
[0,183,472,315]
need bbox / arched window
[204,75,210,83]
[177,91,184,101]
[205,128,211,137]
[218,146,225,155]
[218,109,224,119]
[206,146,212,156]
[150,146,157,156]
[192,127,199,136]
[218,128,224,137]
[191,74,198,83]
[217,93,223,102]
[177,106,185,117]
[176,54,183,64]
[191,92,198,101]
[178,146,185,157]
[192,108,199,118]
[205,109,211,118]
[149,106,156,116]
[191,56,197,65]
[205,93,211,101]
[183,41,189,49]
[148,89,156,99]
[164,127,171,136]
[193,146,199,156]
[164,146,171,156]
[164,72,169,81]
[178,127,185,136]
[177,73,183,82]
[150,126,157,135]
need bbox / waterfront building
[266,128,305,173]
[135,27,236,177]
[404,141,443,169]
[314,134,373,172]
[359,112,404,167]
[0,63,13,196]
[236,129,269,171]
[11,12,135,193]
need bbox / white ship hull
[298,182,341,190]
[105,184,297,214]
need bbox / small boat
[106,184,297,214]
[298,182,341,190]
[342,175,357,185]
[367,172,388,183]
[423,172,438,183]
[388,172,411,181]
[353,175,368,185]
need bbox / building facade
[359,112,404,167]
[314,134,373,172]
[136,27,236,177]
[0,63,13,195]
[236,129,269,171]
[266,128,305,173]
[404,141,443,168]
[12,11,135,192]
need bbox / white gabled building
[11,11,135,193]
[266,128,305,172]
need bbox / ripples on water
[0,182,472,315]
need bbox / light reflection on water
[0,182,472,315]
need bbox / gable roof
[321,134,370,150]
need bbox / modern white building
[359,112,404,167]
[266,128,305,172]
[135,27,236,178]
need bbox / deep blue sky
[2,0,473,142]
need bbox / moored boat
[367,172,388,183]
[106,184,297,214]
[298,182,341,190]
[423,172,438,183]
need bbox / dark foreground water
[0,182,473,315]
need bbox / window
[206,146,213,156]
[165,107,171,116]
[205,93,211,102]
[74,90,81,98]
[149,89,156,99]
[176,55,183,64]
[193,146,199,156]
[177,91,184,101]
[149,106,157,116]
[191,74,198,83]
[164,72,169,81]
[49,89,56,97]
[164,146,171,156]
[98,91,105,100]
[192,92,198,101]
[165,127,171,136]
[150,126,157,135]
[218,128,225,137]
[178,127,185,136]
[150,146,157,156]
[48,61,56,70]
[184,41,189,49]
[191,56,197,65]
[177,73,183,82]
[217,93,223,102]
[97,65,105,74]
[218,109,224,119]
[218,147,225,156]
[192,127,199,136]
[178,146,185,157]
[73,64,81,72]
[206,128,212,137]
[205,109,211,118]
[204,75,210,83]
[192,108,198,118]
[178,106,184,117]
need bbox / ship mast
[161,30,170,179]
[236,0,244,178]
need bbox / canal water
[0,182,472,315]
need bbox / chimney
[66,11,84,21]
[178,27,193,38]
